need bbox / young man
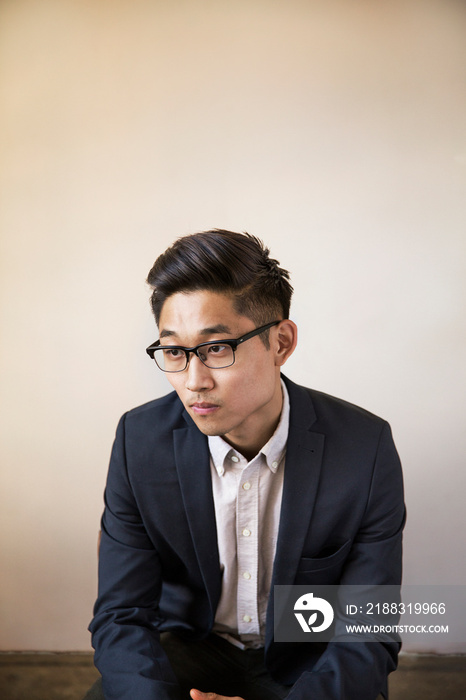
[88,230,405,700]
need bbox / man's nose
[185,353,215,393]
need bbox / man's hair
[147,230,293,346]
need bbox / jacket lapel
[266,377,325,644]
[173,417,222,622]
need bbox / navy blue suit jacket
[89,375,405,700]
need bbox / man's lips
[189,401,220,416]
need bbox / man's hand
[190,689,245,700]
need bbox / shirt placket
[236,459,260,636]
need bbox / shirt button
[243,571,251,580]
[272,460,278,469]
[242,481,251,490]
[243,614,252,623]
[231,455,239,463]
[242,528,251,537]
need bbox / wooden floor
[0,652,465,700]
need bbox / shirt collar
[209,379,290,476]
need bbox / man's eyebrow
[159,329,177,339]
[199,324,232,336]
[159,324,232,341]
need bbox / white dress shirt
[208,381,290,649]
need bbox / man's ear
[273,319,298,367]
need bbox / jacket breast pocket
[295,539,351,584]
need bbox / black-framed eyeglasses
[146,320,280,373]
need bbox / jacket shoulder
[283,375,389,438]
[308,387,386,424]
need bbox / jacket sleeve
[88,414,181,700]
[286,422,406,700]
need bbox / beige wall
[0,0,465,652]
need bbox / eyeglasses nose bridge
[185,347,209,370]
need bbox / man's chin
[188,412,224,437]
[192,420,224,438]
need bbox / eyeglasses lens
[154,343,235,372]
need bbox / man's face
[158,290,284,455]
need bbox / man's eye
[163,348,184,359]
[208,344,228,354]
